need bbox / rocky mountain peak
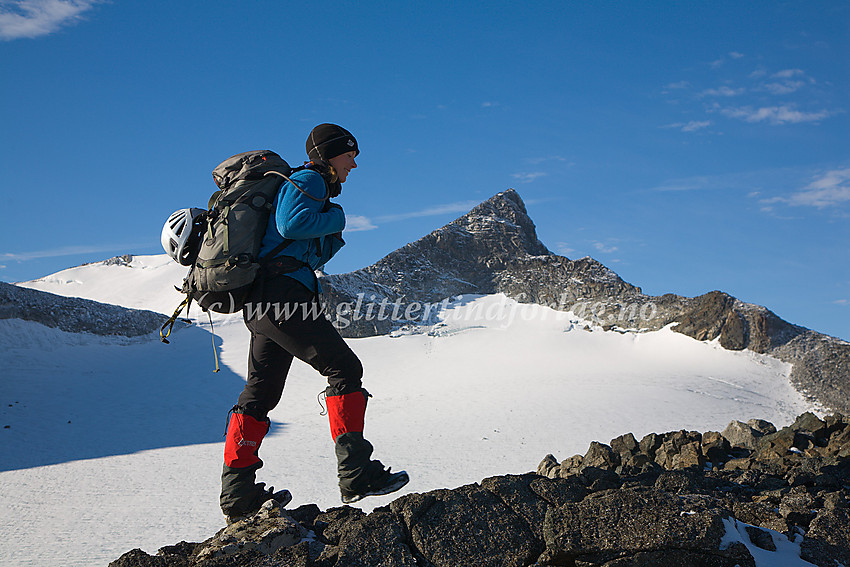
[370,188,552,285]
[323,189,554,308]
[443,188,551,258]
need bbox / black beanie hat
[306,123,359,162]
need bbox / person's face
[328,151,357,183]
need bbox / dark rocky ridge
[111,412,850,566]
[0,280,167,338]
[320,189,850,414]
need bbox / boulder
[671,441,705,470]
[318,506,417,567]
[801,507,850,567]
[537,453,559,478]
[701,431,731,465]
[610,432,639,459]
[755,427,796,458]
[621,452,656,475]
[583,441,620,470]
[579,466,621,491]
[731,501,788,534]
[194,500,306,563]
[746,419,777,436]
[559,454,584,477]
[792,412,827,439]
[390,483,542,567]
[721,420,763,450]
[744,525,776,552]
[541,487,750,566]
[638,432,662,458]
[778,489,817,528]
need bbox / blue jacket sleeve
[318,232,346,268]
[275,171,346,239]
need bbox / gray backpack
[160,150,306,344]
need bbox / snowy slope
[18,254,196,317]
[1,260,818,567]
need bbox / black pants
[236,274,363,419]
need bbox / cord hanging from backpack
[264,171,330,202]
[207,310,220,373]
[161,292,220,373]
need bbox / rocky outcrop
[111,412,850,567]
[0,280,167,338]
[318,189,850,414]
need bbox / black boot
[335,431,409,504]
[221,467,292,524]
[325,389,409,503]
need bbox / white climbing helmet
[161,208,206,266]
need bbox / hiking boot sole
[341,471,409,504]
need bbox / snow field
[1,260,817,567]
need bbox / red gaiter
[223,412,270,468]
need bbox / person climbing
[219,124,409,524]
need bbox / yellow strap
[160,296,191,344]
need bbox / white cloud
[700,86,746,97]
[758,168,850,210]
[524,155,570,165]
[649,169,780,193]
[0,0,98,40]
[729,51,745,59]
[292,202,484,232]
[709,58,725,69]
[785,168,850,208]
[554,242,574,256]
[681,120,712,132]
[763,81,806,95]
[719,104,832,125]
[772,68,805,79]
[344,215,378,232]
[592,241,618,254]
[834,299,850,306]
[665,81,691,90]
[0,242,148,262]
[511,172,547,184]
[374,200,480,223]
[663,120,712,133]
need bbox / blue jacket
[258,168,346,293]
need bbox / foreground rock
[111,412,850,566]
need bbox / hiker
[219,124,409,524]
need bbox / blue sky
[1,1,848,340]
